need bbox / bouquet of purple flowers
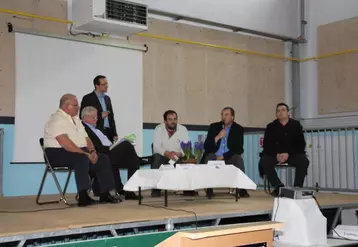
[194,141,204,160]
[180,141,192,160]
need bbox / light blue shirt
[215,124,232,156]
[95,91,110,128]
[84,122,112,147]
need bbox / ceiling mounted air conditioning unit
[72,0,148,37]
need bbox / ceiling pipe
[299,0,307,41]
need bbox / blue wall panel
[2,123,356,197]
[0,125,210,196]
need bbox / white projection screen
[14,32,143,163]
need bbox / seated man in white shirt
[152,110,191,197]
[43,94,120,207]
[81,106,141,200]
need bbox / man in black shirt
[259,103,309,196]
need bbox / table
[123,164,257,206]
[157,221,283,247]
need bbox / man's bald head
[59,94,79,117]
[59,94,76,108]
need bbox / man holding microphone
[202,107,249,197]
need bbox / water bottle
[166,218,174,231]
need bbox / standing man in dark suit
[259,103,309,197]
[80,75,118,142]
[203,107,249,198]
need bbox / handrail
[135,33,297,61]
[0,8,72,24]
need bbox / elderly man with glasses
[81,106,141,200]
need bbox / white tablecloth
[123,164,257,192]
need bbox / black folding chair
[36,138,73,206]
[263,163,295,194]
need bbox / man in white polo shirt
[43,94,120,206]
[151,110,190,197]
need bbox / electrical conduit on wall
[1,7,358,62]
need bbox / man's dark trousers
[204,153,245,172]
[45,148,114,193]
[259,153,309,187]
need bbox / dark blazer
[203,121,244,160]
[80,91,117,137]
[262,118,306,156]
[82,122,110,154]
[83,122,140,171]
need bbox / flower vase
[183,158,197,164]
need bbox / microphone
[222,123,227,140]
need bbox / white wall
[135,0,300,38]
[13,32,143,163]
[300,0,358,120]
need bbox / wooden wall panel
[131,19,285,127]
[246,36,285,126]
[1,2,285,127]
[181,44,207,124]
[318,17,358,114]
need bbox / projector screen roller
[14,32,143,163]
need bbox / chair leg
[36,168,71,206]
[267,178,271,193]
[63,170,72,195]
[264,176,271,195]
[263,176,267,193]
[50,170,69,205]
[36,169,48,205]
[36,169,62,205]
[62,170,73,205]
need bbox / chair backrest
[39,138,51,167]
[38,137,70,171]
[39,138,44,148]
